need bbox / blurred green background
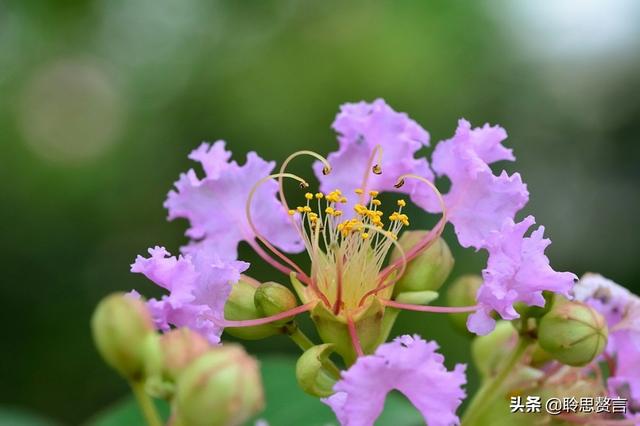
[1,0,639,424]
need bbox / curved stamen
[379,174,447,282]
[382,300,479,313]
[357,224,408,307]
[347,313,364,357]
[278,150,331,214]
[359,144,383,204]
[246,172,310,283]
[215,303,314,328]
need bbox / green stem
[130,380,163,426]
[285,322,342,379]
[461,336,532,426]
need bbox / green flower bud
[224,278,280,340]
[538,301,608,367]
[295,344,338,397]
[472,321,518,378]
[91,292,155,381]
[146,328,211,386]
[514,291,555,319]
[310,298,387,366]
[446,275,482,335]
[174,345,264,426]
[254,281,298,326]
[390,232,454,295]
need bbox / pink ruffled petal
[164,141,304,260]
[323,335,466,426]
[418,119,528,249]
[130,246,249,344]
[471,216,576,335]
[314,99,433,214]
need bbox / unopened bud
[149,328,211,382]
[472,321,518,378]
[391,232,454,295]
[175,345,264,426]
[446,275,482,335]
[254,282,297,326]
[538,301,608,367]
[91,292,155,381]
[224,278,280,340]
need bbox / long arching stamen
[246,173,310,283]
[379,174,447,282]
[347,313,364,357]
[278,150,331,214]
[382,300,479,313]
[357,224,408,306]
[215,303,314,328]
[359,144,383,204]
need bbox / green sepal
[310,298,386,366]
[395,290,439,305]
[295,344,338,397]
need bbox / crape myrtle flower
[130,246,249,344]
[574,274,640,419]
[323,335,466,426]
[130,99,577,424]
[467,216,577,335]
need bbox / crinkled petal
[130,246,249,344]
[417,119,528,249]
[314,99,433,214]
[164,141,304,260]
[471,217,576,335]
[322,335,466,426]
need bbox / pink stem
[383,300,479,313]
[216,303,313,328]
[347,314,364,357]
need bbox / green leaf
[85,356,422,426]
[0,407,58,426]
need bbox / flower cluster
[123,99,586,425]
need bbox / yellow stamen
[305,192,314,200]
[397,199,406,207]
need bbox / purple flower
[130,246,249,344]
[323,335,467,426]
[423,119,529,249]
[574,274,640,415]
[164,141,304,260]
[313,99,433,215]
[467,216,576,335]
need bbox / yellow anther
[361,233,369,240]
[397,199,406,207]
[335,189,342,195]
[372,199,382,206]
[355,188,364,195]
[315,192,324,199]
[375,211,383,216]
[369,190,379,198]
[305,192,314,200]
[288,209,296,216]
[325,207,335,215]
[334,210,343,217]
[303,206,312,213]
[297,206,305,213]
[339,197,348,203]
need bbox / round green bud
[174,345,264,426]
[472,320,518,378]
[446,275,482,335]
[254,281,297,326]
[390,232,454,294]
[538,301,608,367]
[152,328,211,382]
[224,278,280,340]
[91,292,155,381]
